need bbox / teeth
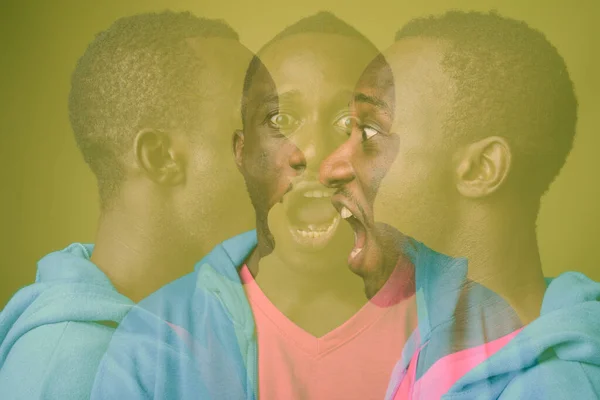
[294,216,339,239]
[340,206,353,219]
[303,190,332,198]
[296,229,329,238]
[350,247,363,259]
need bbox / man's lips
[331,194,369,230]
[284,183,337,225]
[331,194,370,261]
[277,181,341,248]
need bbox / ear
[134,129,185,186]
[455,136,512,198]
[233,129,245,170]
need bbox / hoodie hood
[442,271,600,398]
[386,238,600,399]
[0,243,133,368]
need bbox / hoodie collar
[194,230,257,330]
[35,243,116,290]
[443,272,600,397]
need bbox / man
[320,10,600,399]
[91,12,418,400]
[0,11,254,399]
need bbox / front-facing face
[320,37,460,274]
[236,33,378,271]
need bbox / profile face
[237,33,378,270]
[321,37,458,273]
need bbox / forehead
[382,37,452,97]
[256,33,378,98]
[355,38,454,112]
[187,37,253,90]
[353,38,456,141]
[354,54,396,106]
[187,38,254,114]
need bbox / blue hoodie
[0,243,133,399]
[443,271,600,399]
[384,239,600,399]
[90,230,258,400]
[91,232,600,399]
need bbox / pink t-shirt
[390,329,522,399]
[240,260,417,400]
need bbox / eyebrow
[252,89,302,111]
[263,89,302,103]
[353,92,393,116]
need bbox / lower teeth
[295,216,339,238]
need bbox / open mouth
[285,187,341,249]
[333,198,370,268]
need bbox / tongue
[290,199,338,226]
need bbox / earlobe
[233,129,245,170]
[134,129,185,186]
[456,136,511,198]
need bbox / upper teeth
[340,207,353,219]
[303,190,331,198]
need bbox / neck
[249,245,368,336]
[91,203,197,302]
[448,202,546,324]
[247,232,366,312]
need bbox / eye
[268,113,299,132]
[333,115,357,135]
[333,114,381,141]
[362,126,380,141]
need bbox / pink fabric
[240,260,417,400]
[392,328,523,399]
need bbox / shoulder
[0,321,115,399]
[499,357,600,399]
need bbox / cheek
[373,157,454,225]
[357,160,388,202]
[242,140,299,207]
[357,143,402,201]
[372,155,424,212]
[244,137,284,175]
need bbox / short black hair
[241,11,378,124]
[396,10,577,197]
[69,11,238,207]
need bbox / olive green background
[1,0,598,307]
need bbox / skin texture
[234,33,380,336]
[91,38,255,302]
[321,37,547,323]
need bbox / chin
[273,225,353,269]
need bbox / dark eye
[268,113,299,131]
[334,115,381,141]
[333,115,357,135]
[362,126,379,140]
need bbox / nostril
[293,164,306,174]
[321,160,355,187]
[289,148,307,171]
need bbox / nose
[302,133,337,174]
[319,141,356,188]
[291,123,340,177]
[288,144,306,173]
